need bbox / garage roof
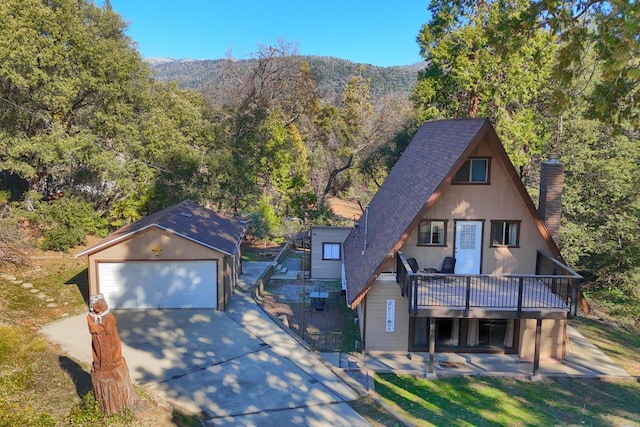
[76,200,247,257]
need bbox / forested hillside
[149,56,424,101]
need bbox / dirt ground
[326,196,363,221]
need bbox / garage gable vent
[180,211,193,218]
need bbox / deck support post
[517,277,524,316]
[533,318,542,376]
[428,317,436,374]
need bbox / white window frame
[322,242,341,260]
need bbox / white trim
[76,224,235,257]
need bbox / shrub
[584,267,640,327]
[0,220,31,266]
[25,196,109,251]
[109,194,149,228]
[246,195,280,241]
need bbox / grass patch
[65,393,134,426]
[0,324,81,426]
[348,395,406,427]
[241,241,282,261]
[570,314,640,376]
[368,306,640,426]
[375,374,640,426]
[0,253,88,329]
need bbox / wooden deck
[413,275,568,309]
[406,275,570,318]
[397,252,582,319]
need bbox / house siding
[357,302,365,345]
[310,226,351,279]
[401,139,549,274]
[519,319,567,360]
[343,119,576,363]
[363,274,409,352]
[87,227,227,310]
[358,133,567,358]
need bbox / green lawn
[365,312,640,427]
[374,374,640,426]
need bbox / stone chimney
[538,156,564,244]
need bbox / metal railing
[397,252,582,317]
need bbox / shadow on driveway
[42,290,367,426]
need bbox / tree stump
[90,358,138,415]
[87,294,138,415]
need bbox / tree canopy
[413,0,640,319]
[0,3,409,247]
[0,0,221,242]
[515,0,640,125]
[413,0,559,177]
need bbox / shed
[309,226,351,279]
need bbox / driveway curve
[42,262,369,426]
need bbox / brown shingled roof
[76,200,246,257]
[343,118,496,307]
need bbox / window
[453,158,489,183]
[418,220,446,245]
[322,242,341,260]
[490,221,520,247]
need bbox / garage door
[97,261,217,309]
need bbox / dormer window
[453,158,489,184]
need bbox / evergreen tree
[514,0,640,125]
[413,0,558,175]
[0,0,219,230]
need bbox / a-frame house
[342,118,581,373]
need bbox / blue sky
[102,1,430,67]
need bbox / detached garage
[76,200,246,310]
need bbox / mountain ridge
[147,56,425,101]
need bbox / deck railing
[396,252,582,317]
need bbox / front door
[454,220,483,274]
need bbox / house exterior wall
[310,226,351,279]
[356,136,568,357]
[519,319,567,360]
[401,138,549,275]
[87,227,228,310]
[363,274,409,352]
[220,248,242,310]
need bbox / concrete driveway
[42,263,369,426]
